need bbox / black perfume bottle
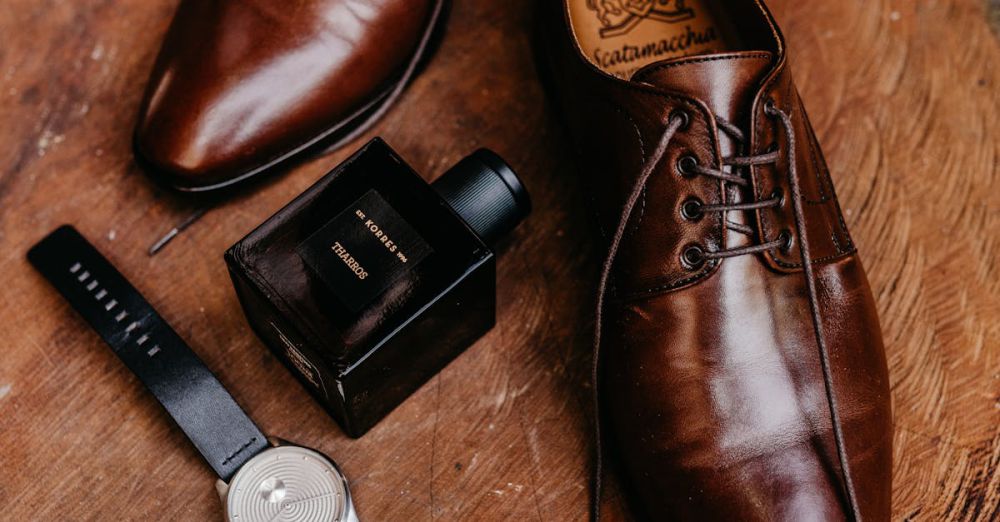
[225,138,530,437]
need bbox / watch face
[225,445,351,522]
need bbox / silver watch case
[216,438,358,522]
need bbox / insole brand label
[589,0,696,38]
[571,0,726,78]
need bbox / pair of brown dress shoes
[135,1,892,520]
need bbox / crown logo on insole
[587,0,695,38]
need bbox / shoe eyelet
[776,230,793,253]
[681,244,707,270]
[670,109,691,131]
[681,198,704,221]
[764,98,778,115]
[677,155,699,177]
[771,187,785,206]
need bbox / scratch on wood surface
[515,414,547,522]
[429,375,441,520]
[24,329,57,370]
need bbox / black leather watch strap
[28,225,269,481]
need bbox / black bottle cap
[432,149,531,245]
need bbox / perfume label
[298,190,432,311]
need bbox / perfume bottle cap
[432,149,531,245]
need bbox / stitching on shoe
[752,0,785,54]
[627,91,725,286]
[597,90,724,298]
[772,248,853,269]
[636,52,774,76]
[830,232,843,253]
[585,98,648,242]
[797,91,832,205]
[610,103,649,234]
[613,259,722,303]
[791,85,855,257]
[755,72,857,268]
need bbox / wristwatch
[28,225,359,522]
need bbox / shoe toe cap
[134,76,276,191]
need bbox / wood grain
[0,0,997,520]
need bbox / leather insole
[568,0,739,79]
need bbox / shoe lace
[591,103,863,522]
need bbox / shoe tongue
[632,51,774,124]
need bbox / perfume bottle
[225,138,530,437]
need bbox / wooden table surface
[1,0,998,520]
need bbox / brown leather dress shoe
[135,0,447,192]
[539,1,892,520]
